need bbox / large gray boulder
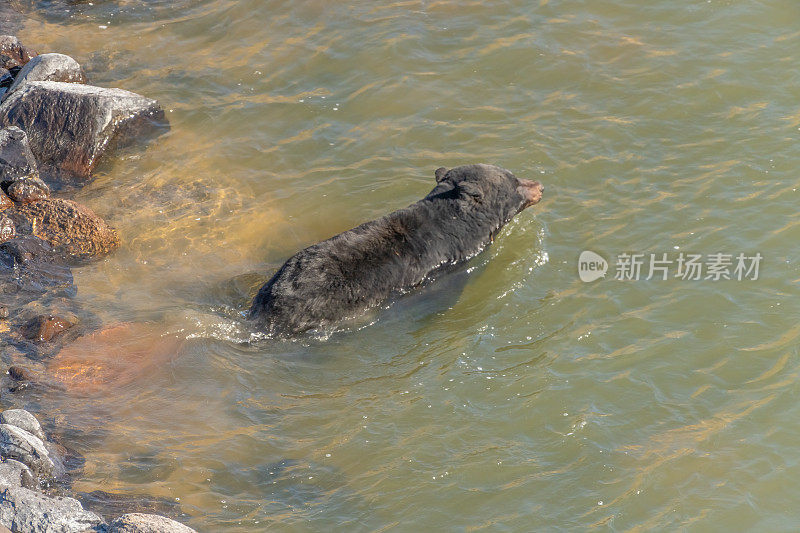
[0,459,36,490]
[0,410,45,441]
[5,53,86,99]
[0,486,104,532]
[108,513,196,533]
[0,81,166,181]
[0,36,36,70]
[0,424,53,477]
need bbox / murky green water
[4,0,800,530]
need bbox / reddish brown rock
[50,323,183,394]
[7,198,119,260]
[0,36,36,70]
[21,314,74,343]
[5,178,49,204]
[0,191,11,210]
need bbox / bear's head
[431,164,543,222]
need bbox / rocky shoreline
[0,36,197,532]
[0,408,194,532]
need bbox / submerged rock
[0,235,58,266]
[78,490,180,525]
[0,81,166,181]
[20,314,74,343]
[48,322,184,394]
[0,236,74,305]
[0,126,39,183]
[0,486,104,532]
[5,53,86,99]
[0,410,44,441]
[108,513,196,533]
[7,198,119,260]
[7,366,34,382]
[0,194,11,212]
[0,36,36,71]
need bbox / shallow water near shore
[4,0,800,530]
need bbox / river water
[4,0,800,530]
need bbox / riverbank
[0,35,197,532]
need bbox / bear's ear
[435,167,449,182]
[458,180,484,202]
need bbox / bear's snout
[518,178,544,209]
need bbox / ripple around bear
[249,164,544,337]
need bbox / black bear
[249,164,544,336]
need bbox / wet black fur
[249,164,535,336]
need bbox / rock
[0,70,11,89]
[0,36,36,71]
[0,6,23,37]
[0,194,10,211]
[0,306,7,319]
[48,323,184,394]
[7,366,34,381]
[0,235,56,266]
[6,199,118,260]
[0,126,40,184]
[0,486,104,532]
[5,177,49,204]
[0,215,12,242]
[0,424,53,477]
[42,442,70,482]
[20,314,74,343]
[0,459,36,489]
[77,490,178,524]
[0,81,167,181]
[108,513,196,533]
[0,410,45,441]
[5,53,86,99]
[0,236,74,294]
